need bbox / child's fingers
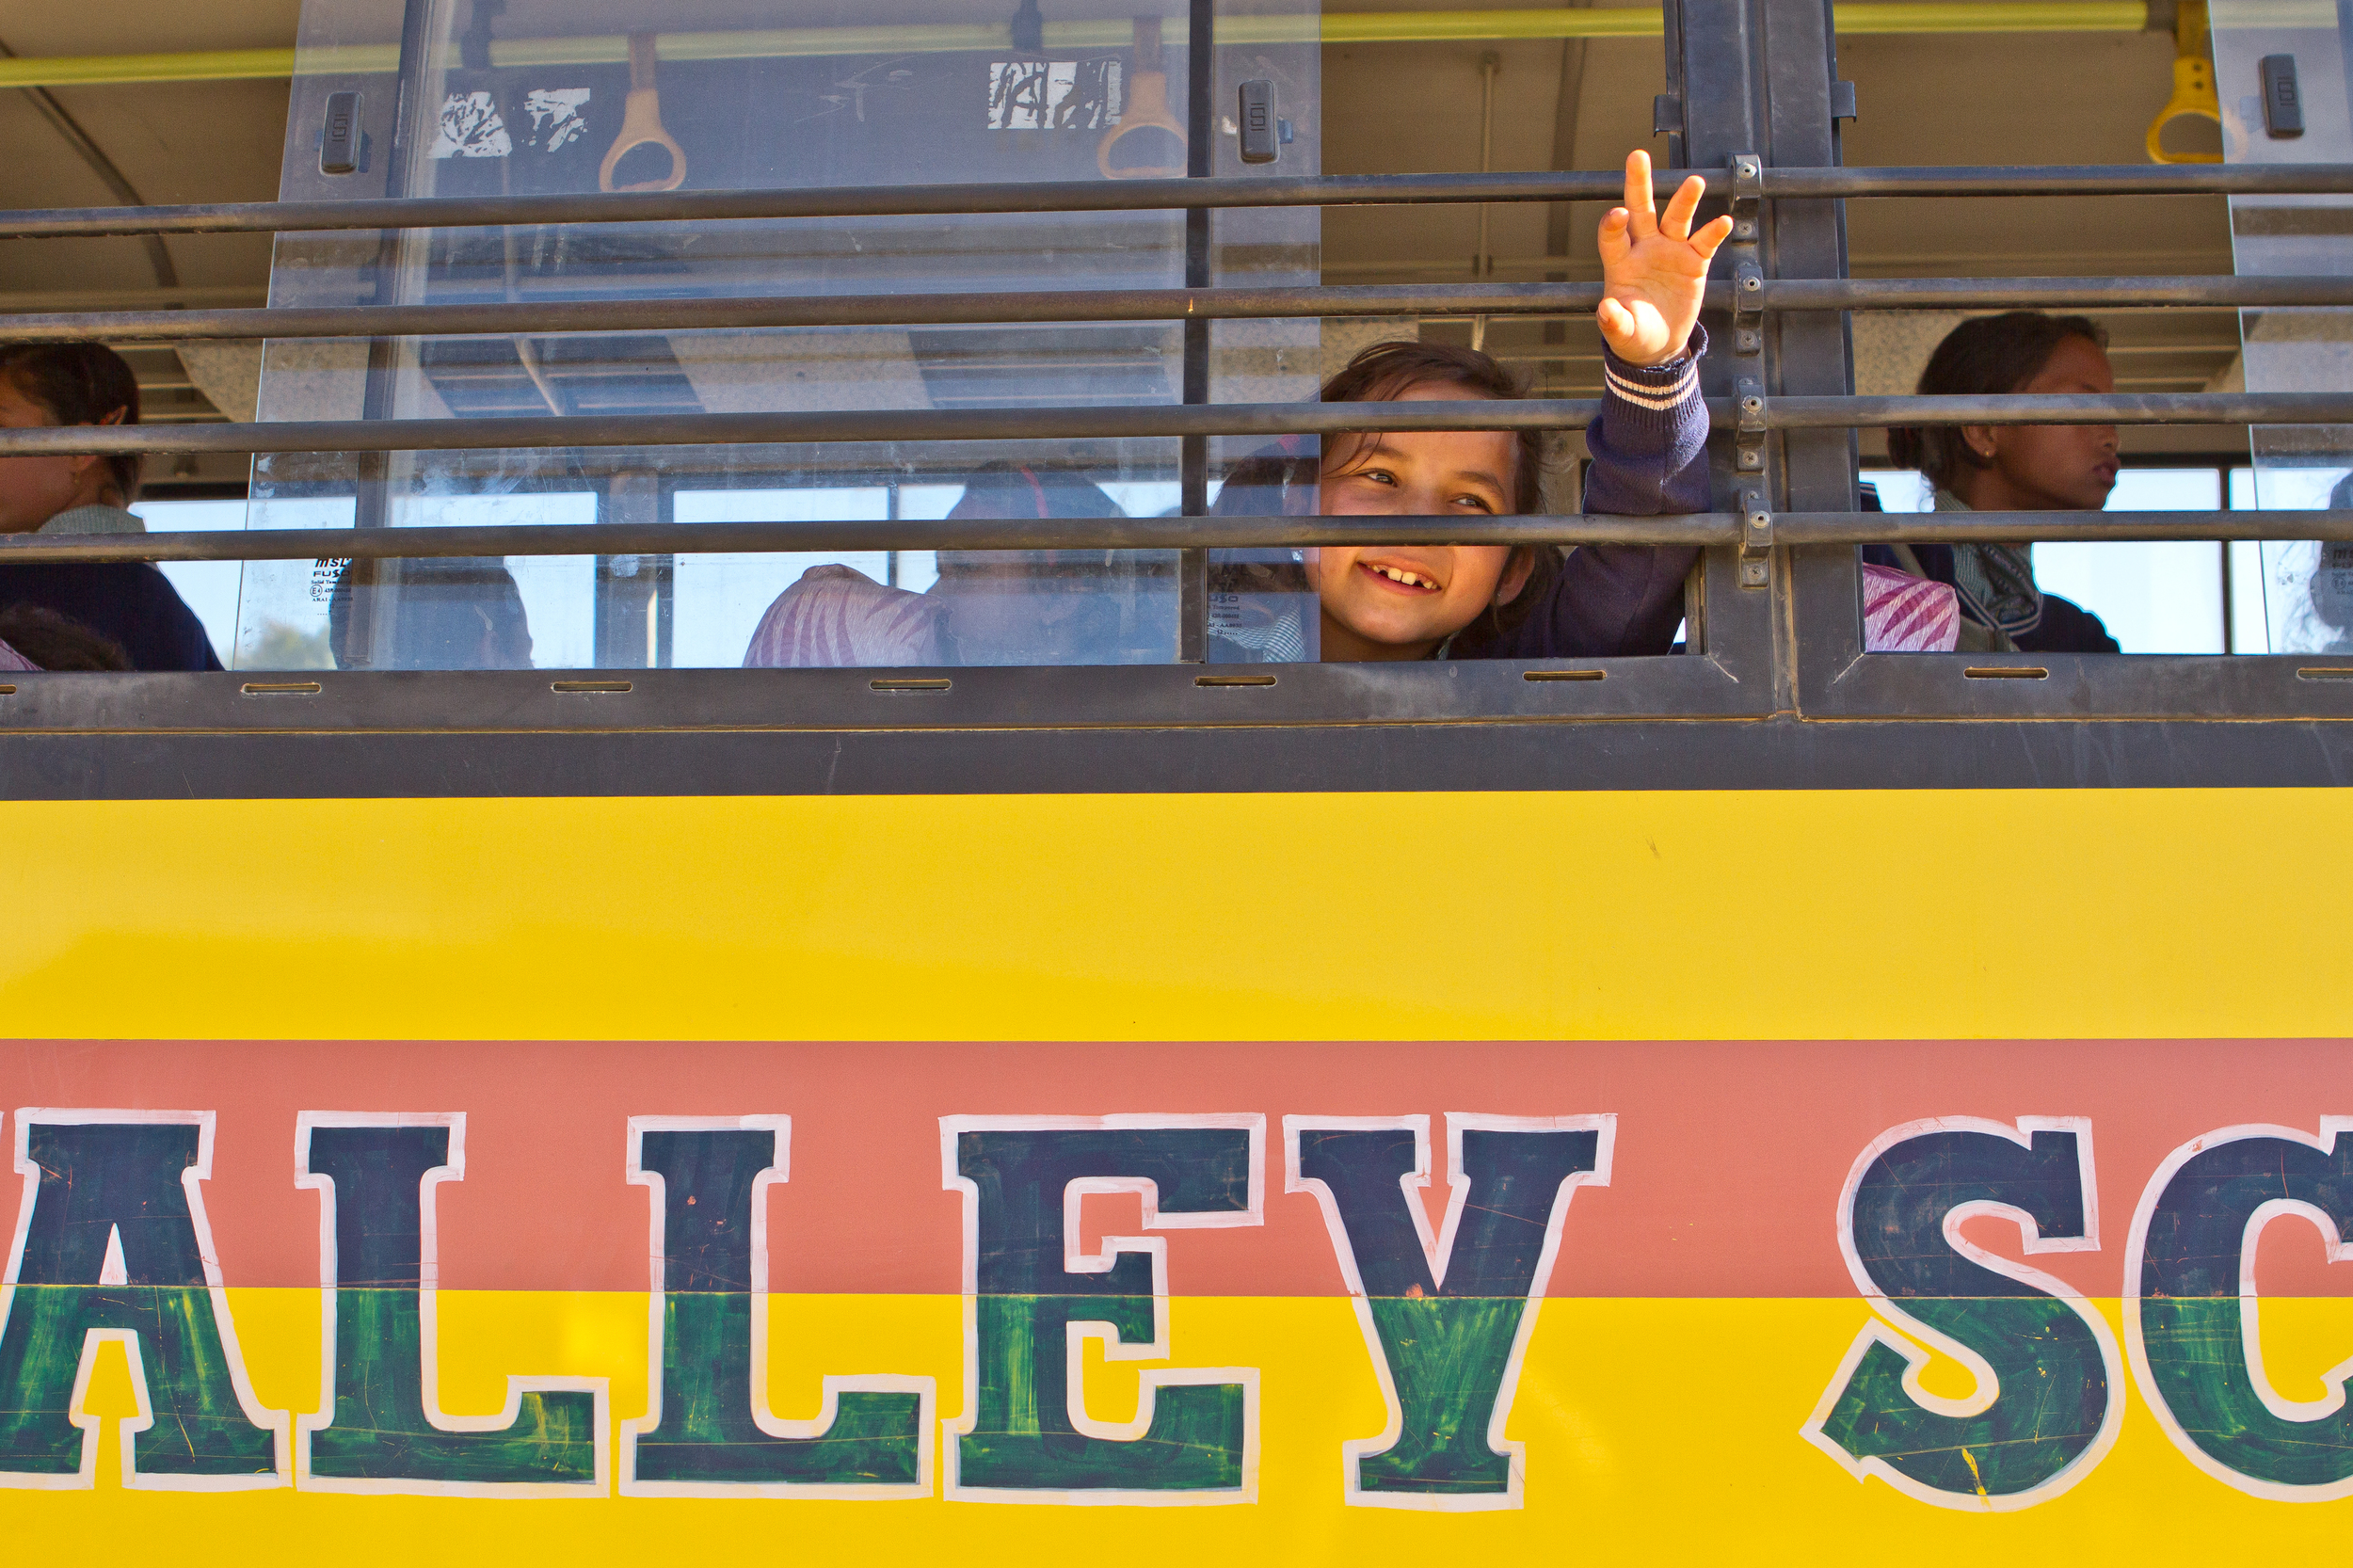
[1596,296,1634,340]
[1689,212,1737,263]
[1596,206,1631,265]
[1659,174,1707,243]
[1622,149,1657,239]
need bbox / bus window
[125,499,246,668]
[1864,466,2233,655]
[2211,0,2353,658]
[232,0,1320,674]
[234,491,597,670]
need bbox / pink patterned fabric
[1863,563,1960,653]
[743,564,943,668]
[0,639,37,673]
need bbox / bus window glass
[2213,0,2353,654]
[1864,466,2228,653]
[126,500,246,668]
[234,0,1321,671]
[238,490,598,670]
[2034,470,2224,655]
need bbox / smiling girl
[1301,149,1727,662]
[746,149,1727,669]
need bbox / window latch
[1739,488,1774,591]
[1731,152,1764,211]
[1736,376,1767,475]
[1734,259,1765,325]
[2262,55,2304,138]
[1238,80,1280,164]
[1728,152,1764,358]
[320,90,362,176]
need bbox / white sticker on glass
[429,90,512,158]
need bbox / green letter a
[0,1111,283,1487]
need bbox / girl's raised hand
[1595,148,1735,366]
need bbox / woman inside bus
[1876,312,2121,653]
[744,150,1724,667]
[0,341,220,670]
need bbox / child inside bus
[1876,312,2121,652]
[1213,148,1723,662]
[744,149,1724,667]
[0,341,220,670]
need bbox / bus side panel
[0,789,2343,1556]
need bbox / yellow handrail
[0,46,298,88]
[0,4,2154,90]
[2146,0,2221,163]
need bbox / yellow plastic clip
[2148,0,2221,164]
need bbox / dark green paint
[309,1286,597,1484]
[304,1125,596,1486]
[1295,1125,1600,1496]
[963,1295,1244,1490]
[632,1128,921,1487]
[0,1122,276,1480]
[956,1127,1253,1492]
[1817,1128,2108,1499]
[1818,1297,2107,1496]
[1357,1297,1527,1493]
[2137,1132,2353,1491]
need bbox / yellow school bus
[0,0,2350,1560]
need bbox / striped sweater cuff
[1600,323,1707,415]
[1603,357,1699,411]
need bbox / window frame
[11,0,2352,735]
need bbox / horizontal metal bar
[0,398,1624,456]
[15,509,2353,566]
[1784,510,2353,542]
[9,164,2353,242]
[0,515,1741,564]
[6,282,1615,345]
[6,387,2347,458]
[1767,276,2353,311]
[0,172,1700,242]
[1763,165,2353,198]
[1773,392,2353,427]
[30,276,2353,346]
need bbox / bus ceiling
[0,0,2237,444]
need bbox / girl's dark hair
[1886,312,2109,488]
[1319,340,1545,514]
[0,341,143,504]
[0,603,132,672]
[1319,339,1560,653]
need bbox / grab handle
[1096,17,1189,180]
[599,32,687,193]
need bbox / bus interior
[0,0,2340,715]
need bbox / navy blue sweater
[1457,330,1711,659]
[0,563,222,671]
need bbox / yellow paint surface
[0,790,2345,1041]
[24,1290,2353,1559]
